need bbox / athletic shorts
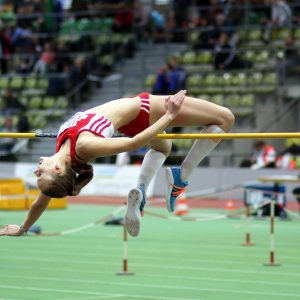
[117,92,150,136]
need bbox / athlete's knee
[220,107,235,132]
[151,140,172,157]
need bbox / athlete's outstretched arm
[0,193,51,236]
[77,90,186,161]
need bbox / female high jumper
[0,90,234,237]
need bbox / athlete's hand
[0,224,25,236]
[164,90,186,118]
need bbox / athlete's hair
[41,164,76,198]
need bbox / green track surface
[1,205,300,300]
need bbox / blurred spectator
[240,140,277,169]
[153,64,170,95]
[8,22,33,53]
[33,42,56,74]
[0,25,13,74]
[17,112,30,133]
[214,32,249,70]
[276,138,300,169]
[194,11,227,50]
[113,1,134,33]
[263,0,292,41]
[16,58,33,73]
[70,57,87,88]
[2,89,24,116]
[277,34,300,84]
[0,116,17,152]
[133,0,152,42]
[167,56,186,93]
[269,0,292,27]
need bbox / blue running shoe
[165,167,188,212]
[125,186,146,237]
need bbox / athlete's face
[34,157,57,189]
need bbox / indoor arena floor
[1,204,300,300]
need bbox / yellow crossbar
[0,132,300,139]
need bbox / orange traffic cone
[225,199,235,210]
[175,193,189,216]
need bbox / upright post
[116,224,135,275]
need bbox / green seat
[99,55,114,67]
[144,75,156,89]
[188,31,200,45]
[24,77,37,89]
[29,96,43,109]
[204,73,219,86]
[43,96,55,109]
[240,94,255,107]
[196,51,213,64]
[94,34,110,45]
[247,28,263,42]
[0,115,4,127]
[248,72,263,85]
[0,77,9,90]
[19,96,28,107]
[186,74,202,88]
[29,115,47,129]
[210,94,224,106]
[264,72,278,85]
[36,77,49,90]
[293,28,300,40]
[111,34,123,44]
[243,50,256,63]
[181,51,196,65]
[56,96,69,109]
[222,73,234,86]
[10,77,24,90]
[255,50,270,63]
[276,28,291,41]
[226,94,241,107]
[232,72,247,86]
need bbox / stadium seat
[232,72,247,86]
[36,78,49,90]
[56,96,69,109]
[24,77,37,89]
[186,74,202,88]
[248,72,263,85]
[9,77,24,90]
[188,31,200,46]
[210,94,224,106]
[247,28,263,42]
[144,74,156,90]
[181,51,196,65]
[263,72,278,85]
[226,94,241,107]
[43,97,56,109]
[204,73,219,86]
[28,96,43,109]
[196,51,213,64]
[255,50,270,63]
[0,77,9,90]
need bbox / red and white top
[56,112,115,164]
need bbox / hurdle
[241,188,255,246]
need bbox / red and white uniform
[56,92,151,165]
[118,92,150,136]
[56,112,115,164]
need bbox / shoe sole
[165,167,174,212]
[125,188,142,237]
